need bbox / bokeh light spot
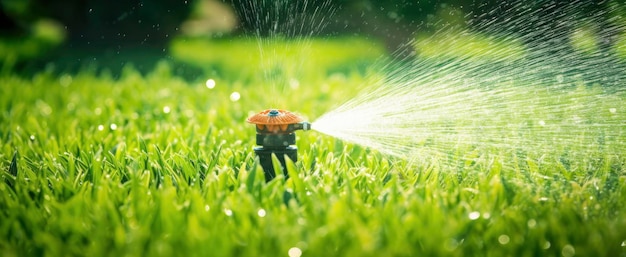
[230,92,241,102]
[288,247,302,257]
[206,79,216,89]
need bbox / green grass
[1,37,626,257]
[169,36,385,82]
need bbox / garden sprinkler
[247,109,311,181]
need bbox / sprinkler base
[254,146,297,181]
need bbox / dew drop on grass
[498,235,510,245]
[163,106,171,114]
[527,219,537,228]
[205,205,210,212]
[609,108,617,114]
[468,211,480,220]
[562,244,575,257]
[110,123,118,130]
[257,209,266,217]
[230,92,241,102]
[29,135,35,141]
[621,240,626,247]
[98,125,104,131]
[288,247,302,257]
[224,209,233,216]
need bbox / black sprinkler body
[247,109,311,181]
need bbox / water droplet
[204,205,210,212]
[257,209,266,217]
[538,120,546,126]
[98,125,104,131]
[89,8,93,13]
[205,79,216,89]
[543,241,551,249]
[288,247,302,257]
[29,135,35,141]
[609,108,617,114]
[621,240,626,247]
[468,211,480,220]
[482,212,491,219]
[562,244,575,257]
[539,197,549,202]
[224,209,233,216]
[230,92,241,102]
[527,219,537,228]
[556,74,564,83]
[110,124,118,130]
[498,234,510,245]
[163,106,171,114]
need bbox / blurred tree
[327,0,439,57]
[1,0,194,47]
[180,0,237,37]
[50,1,193,47]
[0,3,20,35]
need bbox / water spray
[247,109,311,181]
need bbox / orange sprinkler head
[247,109,311,181]
[247,109,308,134]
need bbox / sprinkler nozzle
[246,109,310,181]
[294,121,311,131]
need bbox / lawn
[1,36,626,257]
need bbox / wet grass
[1,37,626,257]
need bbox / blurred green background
[2,0,626,79]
